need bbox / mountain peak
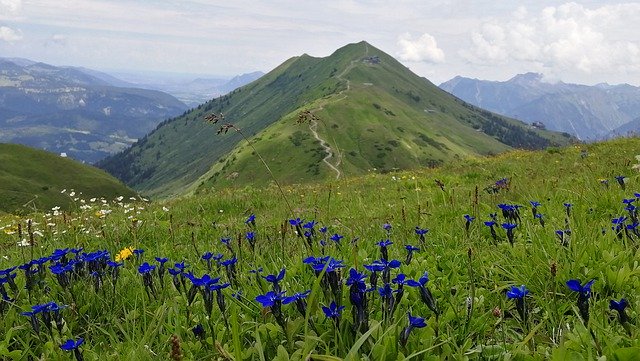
[509,72,543,84]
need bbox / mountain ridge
[440,74,640,140]
[0,58,188,163]
[98,41,571,198]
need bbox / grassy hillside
[99,41,571,198]
[0,143,136,214]
[1,137,639,359]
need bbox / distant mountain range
[105,71,265,107]
[98,41,571,198]
[0,57,189,163]
[440,73,640,140]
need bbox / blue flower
[255,291,284,308]
[346,268,367,287]
[529,201,541,208]
[377,239,393,248]
[566,279,595,297]
[501,223,517,230]
[414,227,429,236]
[392,273,408,286]
[221,238,231,246]
[378,283,396,298]
[408,312,427,328]
[406,272,429,287]
[282,290,311,305]
[263,269,286,284]
[321,301,345,319]
[155,257,168,264]
[506,285,529,299]
[138,262,156,274]
[303,220,316,229]
[245,214,256,225]
[383,223,392,231]
[289,218,303,226]
[330,233,344,244]
[60,338,84,351]
[220,257,237,267]
[464,214,475,222]
[400,313,427,346]
[609,298,628,312]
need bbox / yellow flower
[115,247,134,262]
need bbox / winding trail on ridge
[309,118,342,179]
[307,43,369,180]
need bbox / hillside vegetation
[0,137,639,359]
[0,143,136,214]
[98,42,571,198]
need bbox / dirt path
[305,43,368,179]
[308,118,341,179]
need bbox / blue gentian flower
[506,285,529,324]
[245,214,256,226]
[506,285,529,299]
[60,337,84,351]
[414,227,428,244]
[282,290,311,305]
[263,268,286,283]
[407,272,439,315]
[330,233,344,244]
[567,279,595,324]
[615,175,626,190]
[502,223,517,245]
[609,298,628,312]
[321,301,345,319]
[566,279,595,297]
[289,218,303,226]
[609,297,630,328]
[283,290,311,317]
[400,312,427,346]
[60,337,85,361]
[376,239,393,260]
[255,291,285,308]
[138,262,155,274]
[404,245,419,265]
[530,201,541,217]
[263,269,286,292]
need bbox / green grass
[0,143,136,214]
[1,137,639,360]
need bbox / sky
[1,0,639,86]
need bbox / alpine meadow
[1,39,640,361]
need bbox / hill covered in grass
[98,41,572,198]
[1,137,639,359]
[0,143,136,214]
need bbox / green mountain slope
[0,143,136,214]
[98,41,572,197]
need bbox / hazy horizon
[1,1,639,86]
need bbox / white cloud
[0,26,21,42]
[461,2,640,77]
[397,32,445,63]
[45,33,67,46]
[0,0,21,14]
